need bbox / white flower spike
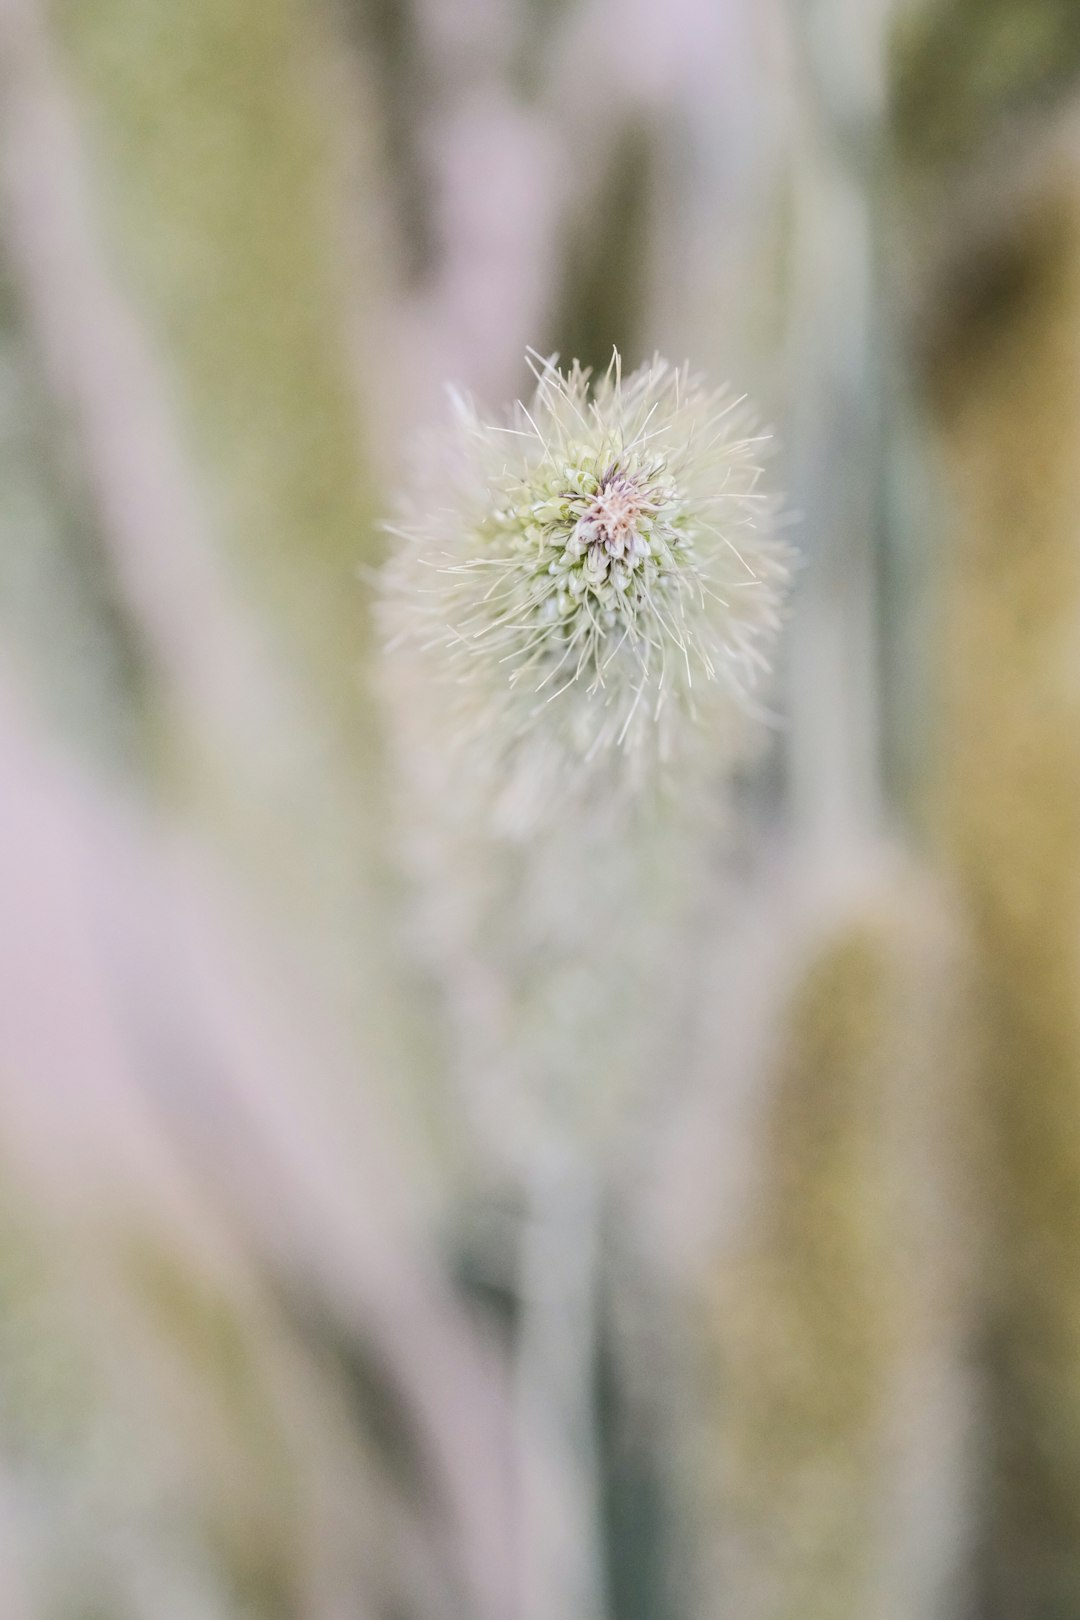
[381,350,792,833]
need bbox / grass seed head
[380,351,792,834]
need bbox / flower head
[381,352,791,832]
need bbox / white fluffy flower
[380,351,791,833]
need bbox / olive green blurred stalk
[680,2,1080,1613]
[893,1,1080,1610]
[19,0,420,1122]
[689,855,975,1620]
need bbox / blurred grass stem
[515,1145,607,1620]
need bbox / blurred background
[0,0,1078,1616]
